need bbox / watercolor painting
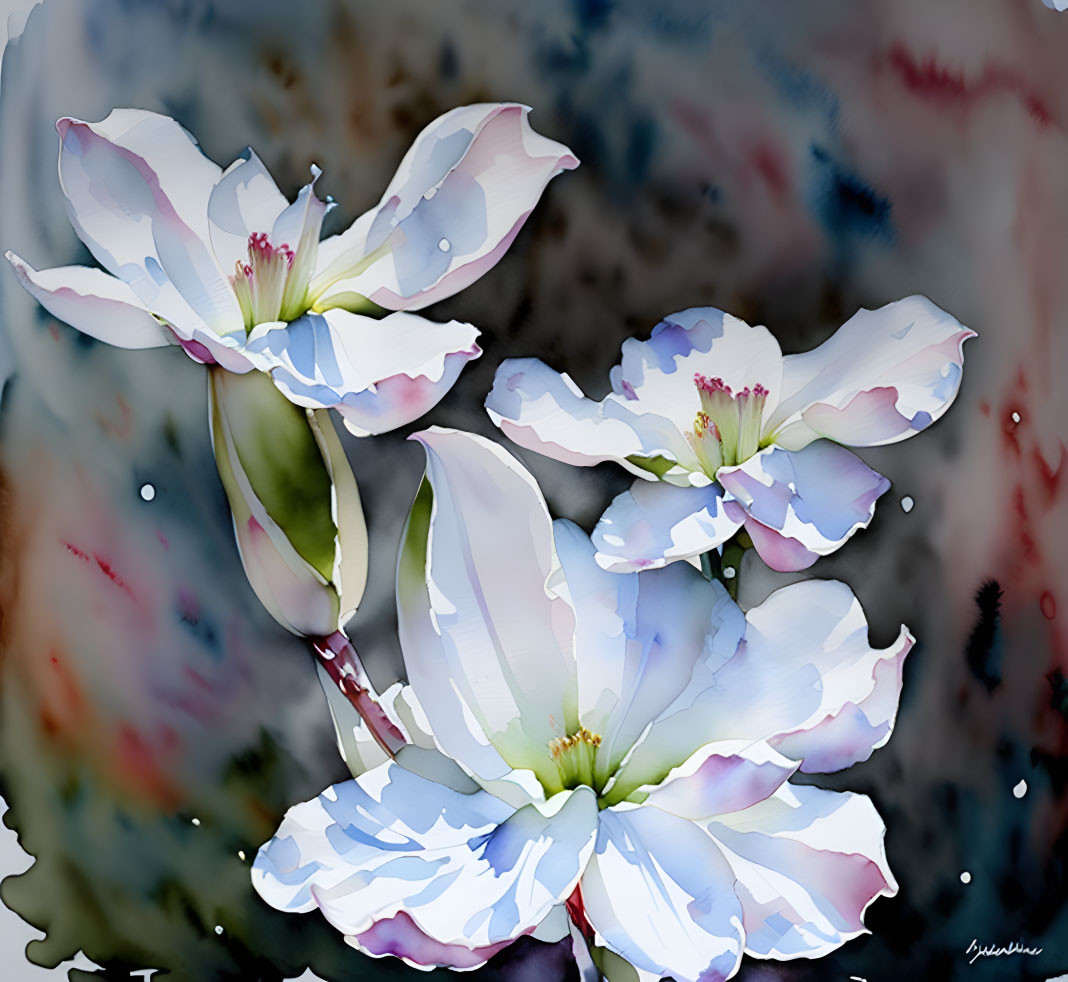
[0,1,1064,980]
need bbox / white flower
[253,429,910,979]
[486,299,974,571]
[7,104,577,436]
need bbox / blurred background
[0,0,1066,978]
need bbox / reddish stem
[565,883,595,946]
[312,631,407,756]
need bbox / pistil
[548,726,602,791]
[689,374,769,472]
[231,232,297,330]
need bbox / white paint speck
[191,817,201,827]
[960,871,972,884]
[437,237,450,252]
[901,495,914,513]
[723,567,736,579]
[237,850,246,861]
[1013,779,1028,799]
[139,483,156,502]
[1011,411,1021,423]
[424,187,437,201]
[214,925,224,936]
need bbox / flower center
[231,232,311,330]
[548,726,602,792]
[685,374,768,473]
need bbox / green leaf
[625,453,677,479]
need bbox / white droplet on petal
[140,483,156,502]
[437,237,451,252]
[901,495,914,513]
[1011,411,1021,423]
[1013,779,1028,799]
[424,187,437,201]
[214,925,224,936]
[723,567,736,579]
[960,871,972,884]
[191,817,201,827]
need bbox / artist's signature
[966,938,1043,965]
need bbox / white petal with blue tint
[743,580,914,773]
[5,253,171,349]
[592,479,743,573]
[56,112,244,338]
[718,442,890,572]
[487,358,699,483]
[582,805,744,982]
[207,150,289,270]
[311,104,578,311]
[245,309,481,436]
[610,307,784,434]
[706,784,897,960]
[766,295,975,451]
[399,430,578,791]
[253,762,598,948]
[553,520,746,787]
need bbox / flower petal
[553,520,745,788]
[718,443,890,572]
[347,911,515,970]
[310,104,578,311]
[641,742,799,820]
[244,309,481,437]
[487,357,698,483]
[742,580,914,773]
[5,252,171,349]
[582,805,744,982]
[609,307,784,436]
[398,429,578,792]
[56,111,243,336]
[765,295,975,450]
[706,784,896,959]
[252,762,598,948]
[592,479,743,572]
[207,150,289,270]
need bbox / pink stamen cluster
[694,373,731,397]
[689,372,770,471]
[248,231,294,271]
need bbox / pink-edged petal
[348,911,515,970]
[582,805,744,982]
[766,295,976,450]
[398,429,578,792]
[244,309,481,436]
[56,112,243,337]
[742,580,914,773]
[487,357,698,483]
[207,150,289,270]
[706,784,897,959]
[310,104,578,311]
[553,520,746,789]
[253,762,598,949]
[718,443,890,572]
[610,307,784,435]
[5,252,171,349]
[592,479,743,573]
[640,742,799,820]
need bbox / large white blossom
[486,299,974,572]
[7,103,577,436]
[253,429,910,979]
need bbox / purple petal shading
[706,785,897,959]
[592,479,743,572]
[311,104,578,311]
[718,442,890,572]
[766,295,976,450]
[349,911,516,970]
[581,805,744,982]
[642,742,799,820]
